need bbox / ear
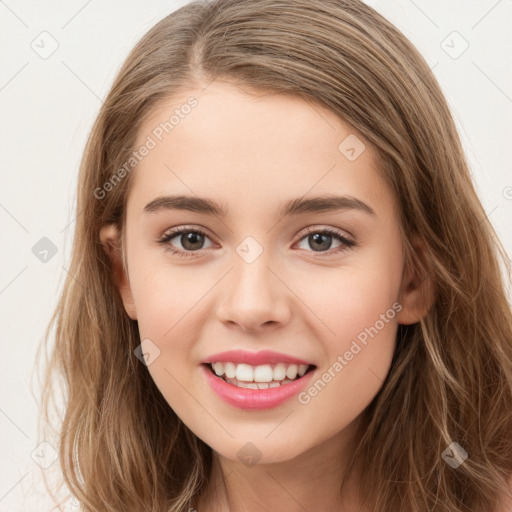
[99,224,137,320]
[396,235,436,325]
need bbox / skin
[100,80,434,511]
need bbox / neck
[194,417,368,512]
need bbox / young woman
[38,0,512,510]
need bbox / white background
[1,1,511,510]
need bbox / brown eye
[179,231,205,251]
[157,227,213,258]
[307,233,333,252]
[297,227,355,256]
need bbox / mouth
[199,349,318,409]
[202,361,317,390]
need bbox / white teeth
[213,362,224,376]
[208,361,312,383]
[224,362,236,379]
[253,364,273,382]
[286,364,298,380]
[273,363,287,380]
[235,363,254,382]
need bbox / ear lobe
[396,236,436,325]
[99,224,137,320]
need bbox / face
[101,80,427,465]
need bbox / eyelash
[157,226,356,259]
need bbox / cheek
[130,265,207,410]
[302,255,402,343]
[128,258,221,403]
[298,255,401,396]
[130,258,210,339]
[296,272,399,431]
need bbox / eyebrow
[143,194,376,217]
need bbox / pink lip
[202,349,313,366]
[201,364,316,410]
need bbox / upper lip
[201,349,314,366]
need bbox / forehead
[129,80,396,219]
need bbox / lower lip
[201,364,316,410]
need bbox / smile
[209,361,313,388]
[201,362,317,409]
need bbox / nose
[216,252,292,333]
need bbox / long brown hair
[36,0,512,510]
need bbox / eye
[295,226,355,256]
[157,227,214,258]
[157,225,356,258]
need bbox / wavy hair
[36,0,512,510]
